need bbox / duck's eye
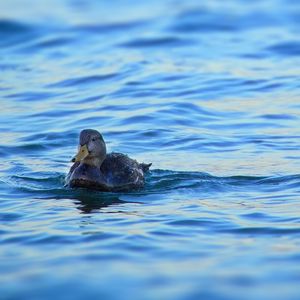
[92,137,96,142]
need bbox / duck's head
[72,129,106,167]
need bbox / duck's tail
[140,163,152,173]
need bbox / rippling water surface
[1,0,300,299]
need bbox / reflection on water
[72,192,131,214]
[1,0,300,299]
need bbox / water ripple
[120,36,192,48]
[267,41,300,56]
[47,74,119,88]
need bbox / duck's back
[100,152,151,191]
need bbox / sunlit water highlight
[1,0,300,299]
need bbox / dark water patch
[23,109,80,121]
[120,36,192,48]
[3,232,81,245]
[241,52,268,59]
[158,74,191,82]
[10,174,64,185]
[125,80,145,87]
[140,129,172,138]
[76,94,105,104]
[5,91,59,102]
[7,174,65,193]
[207,121,285,133]
[0,19,42,49]
[169,8,238,33]
[246,82,285,93]
[98,102,149,113]
[145,171,268,194]
[242,134,300,143]
[47,74,119,88]
[171,19,237,34]
[266,253,300,264]
[0,212,23,222]
[157,102,222,119]
[82,252,131,262]
[0,19,32,34]
[75,20,149,33]
[110,85,166,99]
[256,174,300,185]
[203,77,261,87]
[161,135,204,149]
[241,212,300,224]
[166,218,225,228]
[151,113,205,128]
[240,212,271,220]
[105,128,174,143]
[145,170,212,192]
[156,136,243,153]
[172,21,236,33]
[0,144,49,158]
[73,196,129,214]
[0,63,31,72]
[17,131,77,144]
[222,226,300,235]
[259,114,298,120]
[25,36,75,51]
[149,229,188,238]
[175,77,266,99]
[169,8,282,35]
[147,172,300,195]
[0,87,11,92]
[267,41,300,56]
[118,115,156,126]
[66,115,113,129]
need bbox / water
[1,0,300,299]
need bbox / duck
[66,129,151,192]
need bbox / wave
[3,170,300,197]
[0,19,33,34]
[0,19,39,48]
[120,36,193,48]
[267,41,300,57]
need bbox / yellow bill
[71,144,89,162]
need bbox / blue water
[1,0,300,299]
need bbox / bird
[66,129,151,192]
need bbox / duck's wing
[65,161,80,185]
[69,161,80,174]
[100,153,149,190]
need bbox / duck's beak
[71,144,89,162]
